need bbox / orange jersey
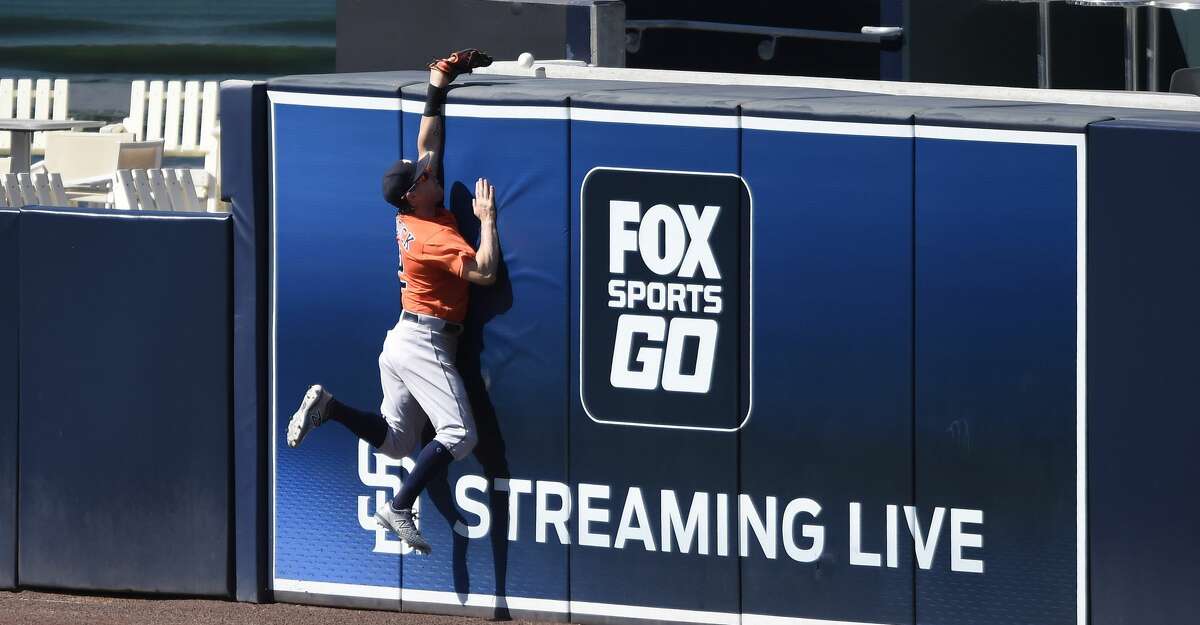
[395,209,476,323]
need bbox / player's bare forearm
[417,68,451,161]
[417,115,442,161]
[473,218,499,283]
[463,178,499,285]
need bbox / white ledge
[476,60,1200,112]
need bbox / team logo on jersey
[580,167,751,431]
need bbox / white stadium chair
[0,175,15,207]
[32,131,130,187]
[120,80,217,157]
[113,168,204,212]
[106,80,222,210]
[28,133,164,206]
[0,78,70,155]
[0,172,68,207]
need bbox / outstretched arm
[462,178,499,286]
[419,49,492,174]
[417,68,450,168]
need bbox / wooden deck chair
[120,80,222,210]
[131,169,156,209]
[114,169,159,211]
[147,169,173,210]
[0,172,61,206]
[15,174,39,206]
[175,169,203,212]
[113,169,138,210]
[162,169,202,212]
[47,173,69,205]
[114,168,203,211]
[123,80,218,158]
[0,175,13,207]
[0,78,69,155]
[21,172,66,206]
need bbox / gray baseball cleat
[287,384,332,448]
[375,506,432,555]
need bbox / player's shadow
[420,180,514,618]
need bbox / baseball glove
[429,48,494,79]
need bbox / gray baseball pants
[375,315,477,460]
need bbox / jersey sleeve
[423,229,477,278]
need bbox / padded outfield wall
[0,207,233,596]
[247,72,1200,625]
[0,209,16,590]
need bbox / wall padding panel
[565,85,851,623]
[913,110,1087,625]
[268,82,416,609]
[258,70,1200,625]
[18,208,232,595]
[738,99,915,625]
[568,87,744,622]
[1086,118,1200,625]
[0,209,16,590]
[395,78,587,620]
[221,79,271,603]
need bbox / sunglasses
[405,168,432,196]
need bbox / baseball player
[285,48,498,555]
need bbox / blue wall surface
[399,79,575,618]
[739,109,914,625]
[221,79,272,603]
[2,73,1187,618]
[254,72,1200,625]
[0,209,16,590]
[17,208,232,595]
[271,92,411,603]
[914,132,1080,625]
[1087,118,1200,625]
[567,89,743,619]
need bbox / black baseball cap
[381,152,434,211]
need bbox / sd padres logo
[581,167,751,431]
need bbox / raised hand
[429,48,493,81]
[472,178,496,223]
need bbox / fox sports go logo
[580,167,751,431]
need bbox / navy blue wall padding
[1087,118,1200,625]
[740,94,1037,123]
[267,71,536,98]
[267,71,429,96]
[916,102,1200,132]
[396,76,582,618]
[221,80,270,602]
[568,83,857,113]
[916,130,1080,625]
[399,79,594,178]
[263,71,1200,625]
[0,210,16,590]
[271,86,407,599]
[738,101,915,624]
[568,85,745,618]
[582,82,862,103]
[405,78,656,106]
[18,208,232,596]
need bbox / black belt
[401,310,463,335]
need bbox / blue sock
[391,440,452,511]
[326,398,388,449]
